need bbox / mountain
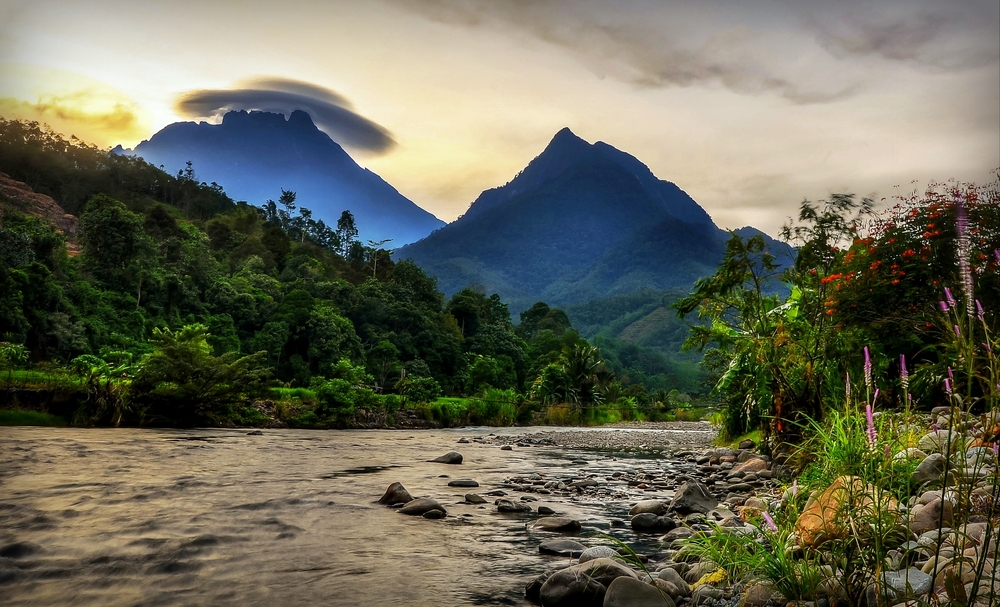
[397,128,791,312]
[124,110,444,246]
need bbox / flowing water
[0,426,708,606]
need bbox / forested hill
[124,109,444,246]
[396,128,791,313]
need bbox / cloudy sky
[1,0,997,236]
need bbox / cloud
[391,0,998,103]
[0,91,151,148]
[175,78,395,153]
[801,1,1000,70]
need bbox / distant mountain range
[121,110,444,246]
[396,128,791,313]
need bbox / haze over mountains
[123,110,444,246]
[397,127,791,313]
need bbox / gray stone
[537,505,555,515]
[531,517,582,532]
[422,509,446,519]
[691,585,724,605]
[500,445,513,451]
[910,498,955,534]
[496,498,532,513]
[670,480,719,515]
[881,567,933,597]
[377,482,413,505]
[604,577,676,607]
[629,499,667,516]
[738,439,756,450]
[577,557,639,585]
[538,567,605,607]
[398,497,446,516]
[918,430,962,454]
[657,567,691,596]
[578,546,620,563]
[538,538,586,557]
[912,453,949,486]
[447,479,479,487]
[430,451,463,464]
[465,493,487,504]
[631,513,677,533]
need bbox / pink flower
[863,347,872,391]
[900,355,908,392]
[866,403,877,449]
[762,511,778,533]
[955,194,974,317]
[944,378,952,394]
[945,287,956,309]
[791,480,798,497]
[977,300,985,321]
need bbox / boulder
[430,451,463,464]
[918,430,963,454]
[630,513,677,533]
[538,567,605,607]
[538,538,586,557]
[578,546,620,563]
[629,499,667,516]
[793,475,899,548]
[669,481,719,515]
[910,498,955,534]
[577,557,638,586]
[465,493,487,504]
[882,567,933,597]
[604,577,676,607]
[537,506,556,515]
[657,567,691,596]
[496,498,532,513]
[378,482,414,505]
[912,453,950,486]
[738,438,756,450]
[732,458,768,474]
[531,517,582,532]
[447,479,479,487]
[422,509,446,519]
[398,497,446,516]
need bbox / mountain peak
[541,126,592,157]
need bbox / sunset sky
[1,0,997,236]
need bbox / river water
[0,426,711,607]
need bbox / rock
[568,479,599,489]
[651,579,682,600]
[538,538,587,557]
[691,585,724,605]
[732,458,768,474]
[909,498,954,534]
[738,439,756,450]
[742,581,780,607]
[670,480,719,515]
[531,517,582,532]
[683,560,718,584]
[912,453,949,486]
[578,546,620,563]
[398,497,446,516]
[538,567,606,607]
[501,445,513,451]
[894,447,928,461]
[496,498,532,513]
[793,475,898,548]
[657,567,691,596]
[918,430,963,454]
[577,557,638,586]
[882,567,933,597]
[422,509,446,519]
[430,451,463,464]
[465,493,487,504]
[604,577,676,607]
[660,527,694,545]
[378,482,414,505]
[246,430,263,435]
[447,479,479,487]
[629,499,667,516]
[537,506,555,515]
[457,437,470,443]
[631,513,677,533]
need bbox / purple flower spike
[945,287,956,309]
[977,300,985,321]
[995,249,1000,265]
[791,480,798,497]
[845,371,851,396]
[944,378,952,394]
[983,342,992,353]
[940,301,949,312]
[762,511,778,533]
[955,324,961,337]
[884,444,891,459]
[994,442,999,458]
[932,423,940,432]
[948,367,954,380]
[900,355,909,392]
[866,403,877,449]
[863,347,872,391]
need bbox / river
[0,425,714,606]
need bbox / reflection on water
[0,427,681,606]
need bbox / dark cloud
[391,0,998,103]
[175,78,395,153]
[801,1,1000,70]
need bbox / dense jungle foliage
[0,119,697,427]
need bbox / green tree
[132,324,269,426]
[78,195,156,293]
